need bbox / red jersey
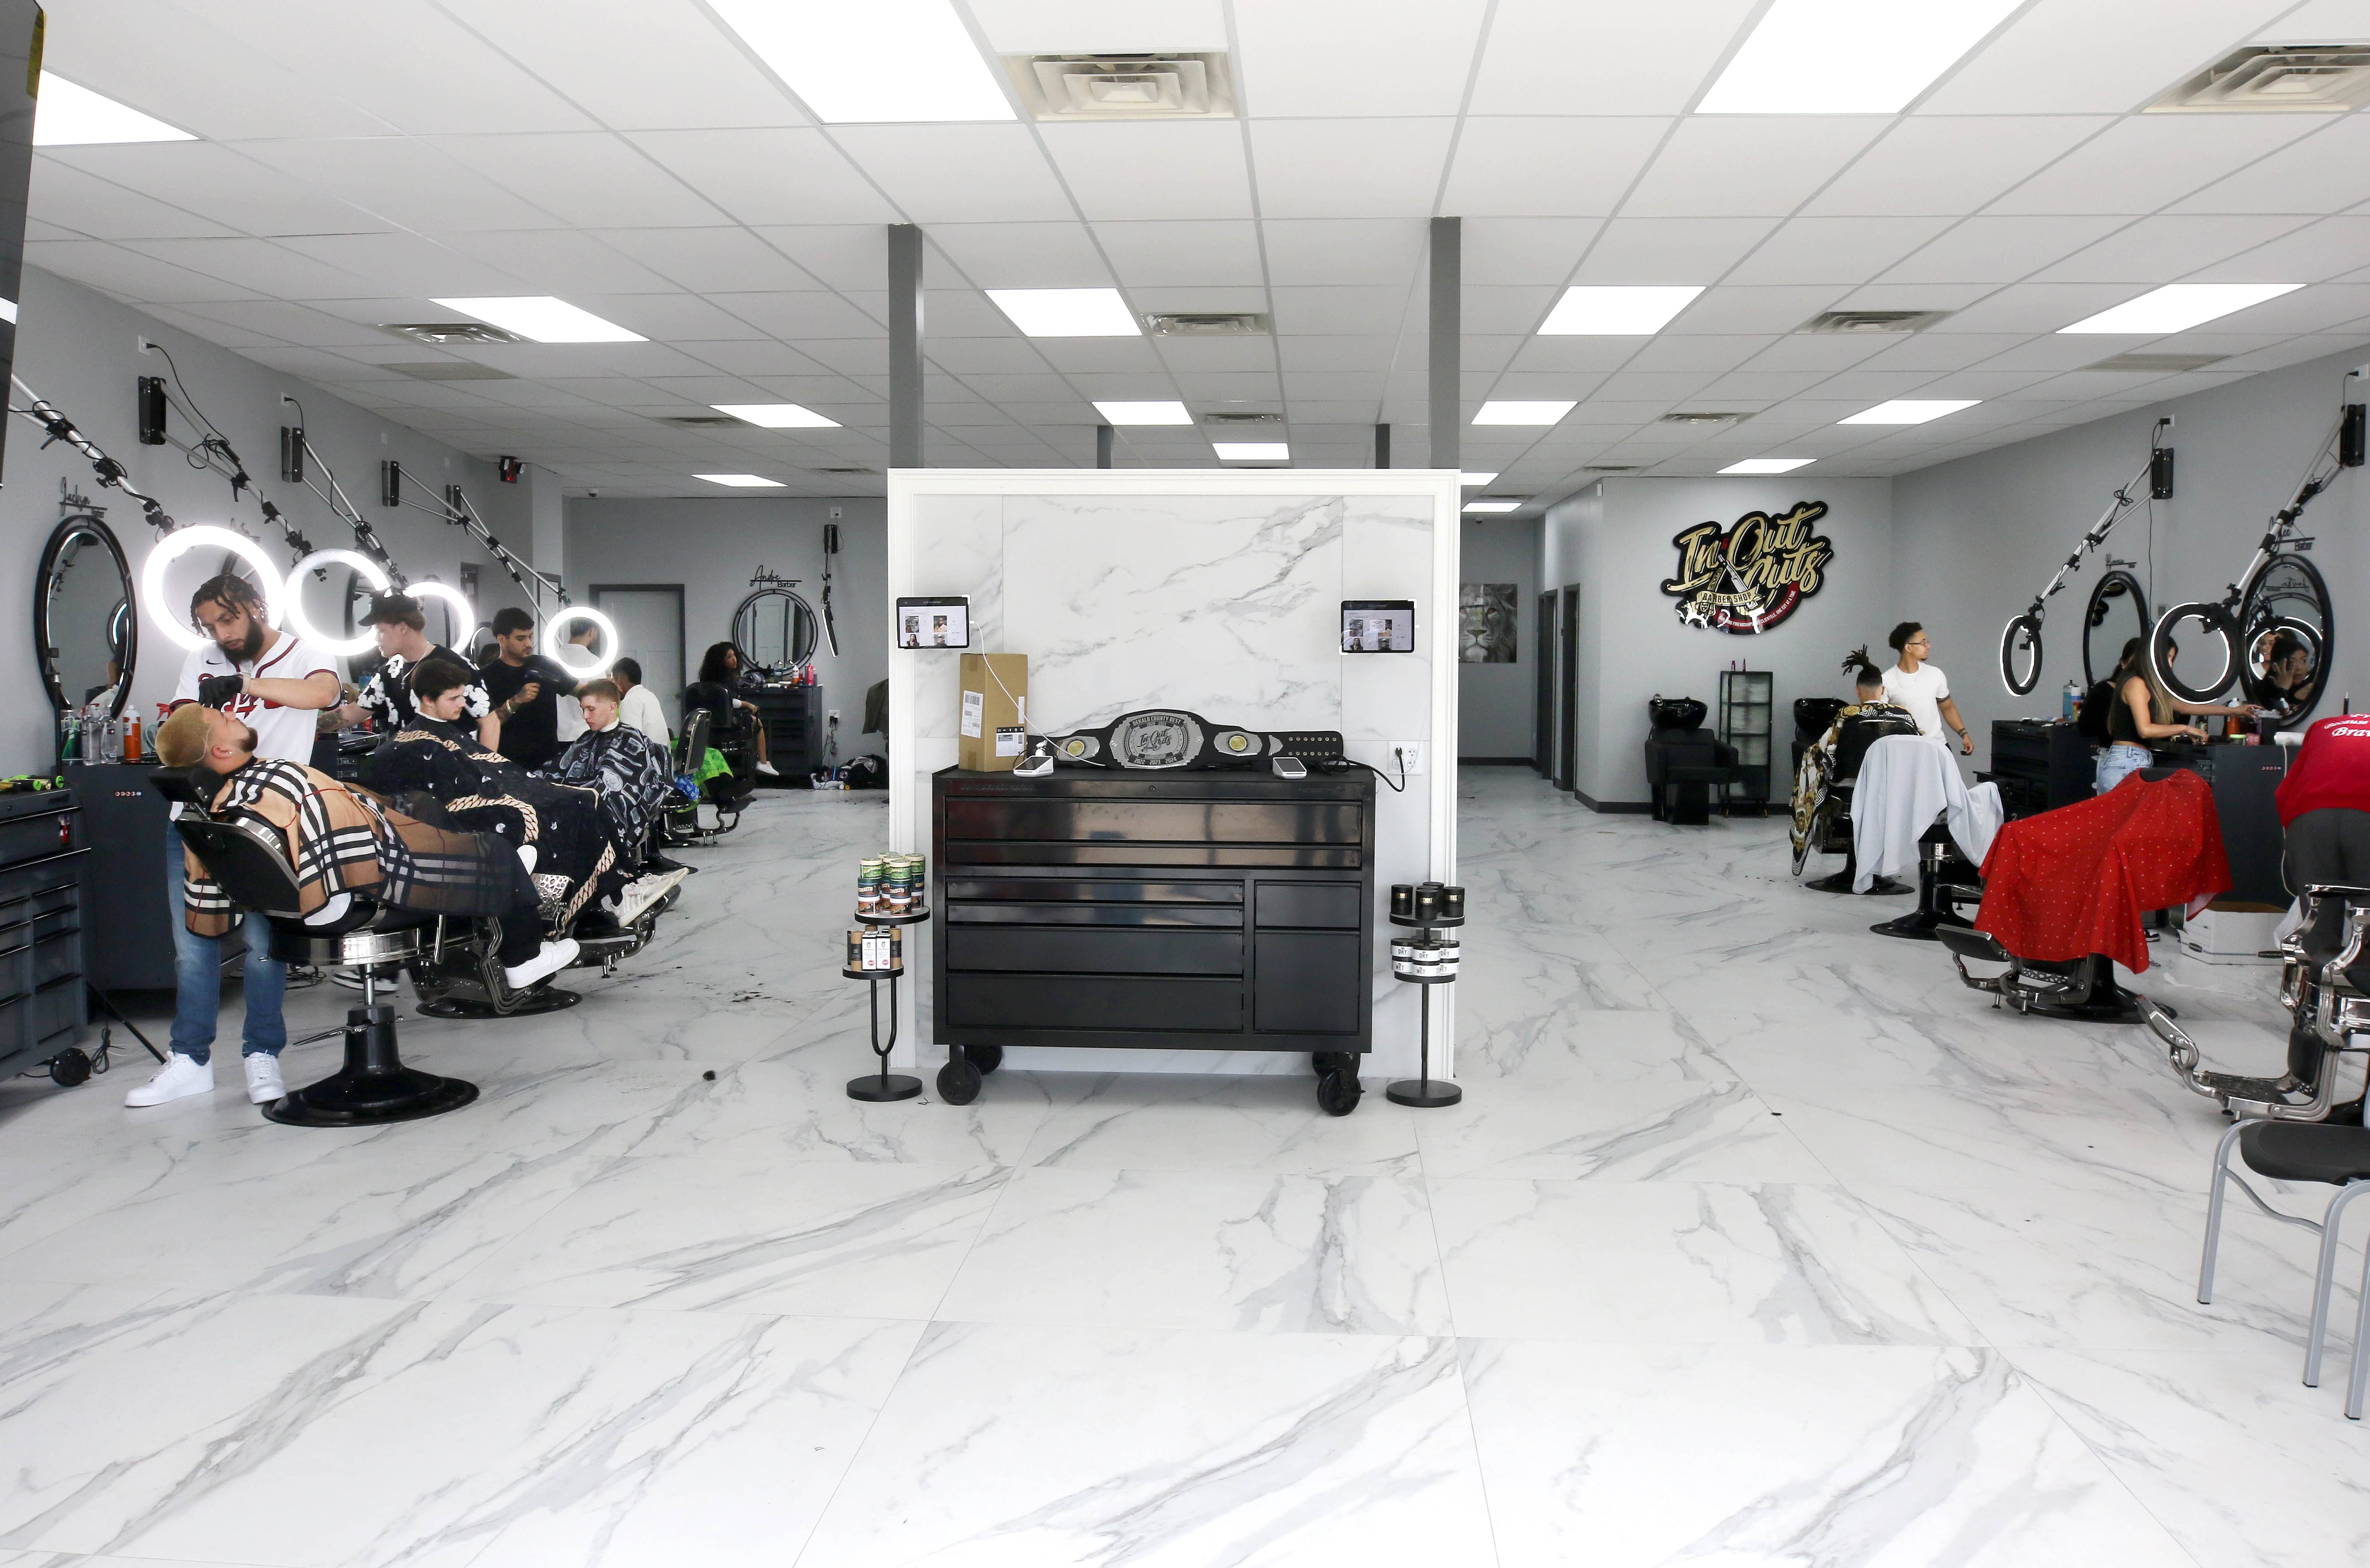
[2276,715,2370,826]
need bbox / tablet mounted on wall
[896,596,971,649]
[1340,600,1415,653]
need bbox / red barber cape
[1975,770,2229,974]
[2276,715,2370,826]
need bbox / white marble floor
[1,770,2363,1567]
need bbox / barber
[124,572,340,1109]
[340,592,498,748]
[1881,622,1974,757]
[479,606,576,771]
[611,657,673,749]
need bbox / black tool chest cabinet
[0,788,88,1078]
[932,767,1376,1070]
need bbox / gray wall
[1543,476,1896,806]
[1457,516,1539,760]
[1895,345,2370,774]
[0,266,533,773]
[565,496,888,747]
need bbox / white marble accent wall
[888,471,1461,1081]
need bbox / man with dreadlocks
[1791,645,1922,893]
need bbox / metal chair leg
[2307,1179,2370,1389]
[2199,1119,2252,1304]
[2350,1229,2370,1419]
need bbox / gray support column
[1096,424,1114,469]
[1428,216,1459,474]
[888,223,924,470]
[1374,422,1391,468]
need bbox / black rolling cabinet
[2144,743,2289,907]
[1987,719,2094,819]
[64,761,181,990]
[747,686,826,774]
[0,788,89,1080]
[931,769,1376,1072]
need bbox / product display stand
[843,906,930,1102]
[1386,912,1462,1108]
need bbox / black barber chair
[164,797,478,1126]
[1934,925,2149,1022]
[1792,697,1847,780]
[1870,824,1984,940]
[1644,697,1746,826]
[1796,708,1920,895]
[667,710,750,845]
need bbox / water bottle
[2062,678,2082,721]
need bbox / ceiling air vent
[1585,464,1641,472]
[1660,411,1751,427]
[387,362,514,381]
[2088,352,2229,373]
[813,466,875,476]
[381,322,522,346]
[1144,311,1269,336]
[2151,44,2370,112]
[1005,53,1237,121]
[1203,410,1282,426]
[657,414,743,427]
[1798,309,1951,335]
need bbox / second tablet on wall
[897,596,970,649]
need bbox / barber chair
[1792,697,1847,781]
[1870,825,1984,940]
[2146,884,2370,1122]
[1934,926,2150,1023]
[666,710,749,845]
[1644,697,1745,826]
[165,803,478,1126]
[1796,709,1920,895]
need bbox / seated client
[1790,646,1919,873]
[538,678,680,863]
[152,703,579,988]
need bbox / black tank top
[2108,676,2147,745]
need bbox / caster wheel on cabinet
[47,1047,91,1088]
[1311,1050,1356,1077]
[962,1044,1003,1075]
[937,1059,983,1106]
[1316,1069,1361,1116]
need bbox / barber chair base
[263,1003,478,1127]
[2020,972,2148,1024]
[1809,870,1906,896]
[418,987,579,1020]
[1870,906,1976,942]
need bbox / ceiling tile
[1724,217,1956,286]
[1920,0,2299,116]
[441,229,677,294]
[1990,116,2324,217]
[1152,336,1282,373]
[37,144,392,238]
[1233,0,1490,117]
[1470,0,1761,115]
[1804,117,2114,221]
[590,227,821,292]
[1261,218,1426,285]
[1249,119,1457,219]
[833,125,1076,224]
[2030,214,2313,283]
[444,0,810,130]
[963,0,1229,53]
[1037,121,1255,222]
[1094,220,1266,287]
[45,0,394,139]
[27,160,235,242]
[1922,283,2142,334]
[428,133,729,227]
[1619,335,1766,374]
[1573,218,1779,284]
[1880,215,2129,284]
[711,291,886,339]
[1440,118,1670,218]
[2172,115,2370,215]
[277,232,530,298]
[1623,118,1887,219]
[922,337,1052,374]
[1458,218,1602,284]
[625,129,898,227]
[1505,337,1652,374]
[232,137,571,233]
[1267,285,1411,335]
[926,223,1110,288]
[1460,285,1562,335]
[1663,285,1850,334]
[749,227,889,290]
[123,237,380,299]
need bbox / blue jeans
[2095,743,2150,796]
[166,825,286,1064]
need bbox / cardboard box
[2178,899,2285,965]
[958,653,1028,772]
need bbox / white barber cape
[1849,732,2005,893]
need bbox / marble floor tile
[1460,1339,2199,1568]
[1018,1071,1422,1172]
[938,1162,1449,1335]
[617,1056,1059,1168]
[796,1321,1496,1568]
[443,1153,1004,1317]
[1431,1178,1980,1345]
[1415,1072,1831,1182]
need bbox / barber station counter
[0,787,88,1072]
[930,767,1376,1056]
[2144,741,2288,906]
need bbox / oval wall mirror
[37,512,136,716]
[2080,569,2150,688]
[731,586,818,673]
[2237,552,2333,726]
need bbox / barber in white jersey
[124,571,342,1109]
[1881,620,1975,758]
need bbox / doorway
[592,584,685,712]
[1533,589,1555,776]
[1557,585,1579,793]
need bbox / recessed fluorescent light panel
[696,473,786,488]
[712,403,840,428]
[2057,283,2302,335]
[708,0,1014,123]
[1464,499,1523,513]
[987,288,1141,337]
[1698,0,2023,114]
[1840,399,1979,426]
[1539,286,1703,335]
[1212,442,1288,461]
[430,297,644,344]
[32,73,195,145]
[1720,458,1816,475]
[1093,400,1192,425]
[1459,471,1498,486]
[1474,401,1577,426]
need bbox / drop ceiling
[26,0,2370,508]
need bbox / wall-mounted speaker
[136,376,165,445]
[380,459,401,507]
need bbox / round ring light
[140,526,284,652]
[406,581,477,649]
[281,549,391,656]
[542,606,620,679]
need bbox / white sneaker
[124,1053,214,1107]
[613,869,688,926]
[243,1053,286,1104]
[502,937,580,990]
[756,760,780,778]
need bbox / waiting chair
[2199,1119,2370,1419]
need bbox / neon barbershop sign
[1660,500,1834,634]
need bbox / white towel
[1850,733,2005,891]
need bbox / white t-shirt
[1881,661,1951,742]
[173,627,337,763]
[618,684,672,749]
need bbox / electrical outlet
[828,709,841,723]
[1390,742,1425,776]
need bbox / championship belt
[1044,709,1341,770]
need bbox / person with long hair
[685,641,779,778]
[2095,635,2263,793]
